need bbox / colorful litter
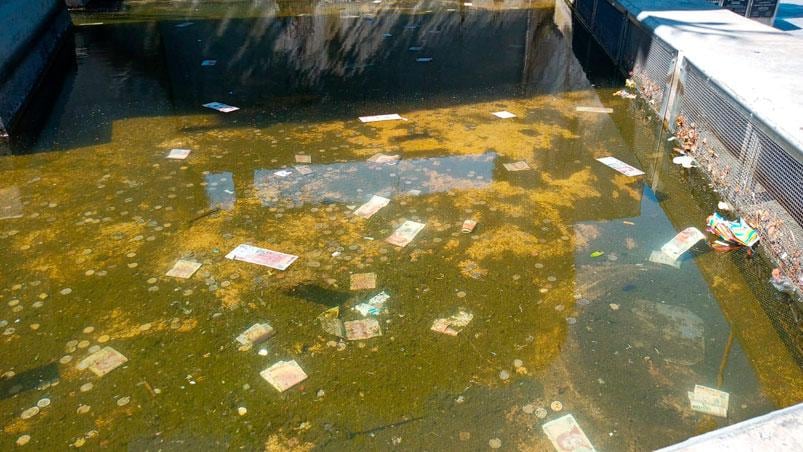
[706,213,760,249]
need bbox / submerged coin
[16,435,31,446]
[80,383,93,392]
[76,405,90,414]
[535,407,548,418]
[36,398,51,408]
[116,396,130,407]
[550,401,563,412]
[20,406,39,419]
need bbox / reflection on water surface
[1,1,799,450]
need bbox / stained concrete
[618,0,803,159]
[0,0,72,154]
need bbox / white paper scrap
[359,114,404,123]
[492,111,516,119]
[596,156,644,177]
[203,102,239,113]
[576,106,613,114]
[166,148,191,160]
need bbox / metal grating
[622,19,676,114]
[592,0,625,61]
[676,58,803,296]
[576,0,595,25]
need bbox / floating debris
[461,219,477,233]
[576,105,613,114]
[492,111,516,119]
[416,57,433,63]
[201,59,216,66]
[688,385,729,417]
[344,319,382,340]
[359,114,404,123]
[431,310,473,336]
[542,414,596,452]
[354,291,390,316]
[202,102,239,113]
[596,156,644,177]
[367,153,401,164]
[295,165,313,175]
[353,195,390,219]
[613,89,637,99]
[386,220,425,247]
[503,161,531,171]
[165,259,202,279]
[318,307,345,338]
[260,360,308,392]
[77,346,128,377]
[166,148,191,160]
[660,227,706,261]
[706,213,759,248]
[225,244,298,270]
[672,155,697,168]
[295,154,311,163]
[236,323,276,347]
[350,273,377,290]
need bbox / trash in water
[386,220,426,247]
[367,153,401,164]
[318,307,345,337]
[165,259,202,278]
[542,414,596,452]
[717,201,733,211]
[295,154,311,163]
[576,106,613,114]
[595,157,644,177]
[295,165,313,175]
[409,46,423,51]
[706,212,759,248]
[225,244,298,270]
[260,360,308,392]
[201,59,217,66]
[492,111,516,119]
[461,219,477,233]
[648,250,681,269]
[672,155,697,168]
[416,57,433,63]
[503,161,531,171]
[350,273,377,290]
[77,346,128,377]
[175,22,193,28]
[688,385,729,417]
[770,268,798,295]
[359,114,404,123]
[236,323,275,347]
[613,89,637,99]
[431,310,473,336]
[344,319,382,340]
[353,195,391,219]
[660,227,706,261]
[354,291,390,316]
[166,148,191,160]
[274,169,293,177]
[202,102,240,113]
[625,78,636,88]
[0,186,23,220]
[590,251,604,258]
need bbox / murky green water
[2,1,802,450]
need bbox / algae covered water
[1,1,801,450]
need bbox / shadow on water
[22,2,623,154]
[0,362,59,401]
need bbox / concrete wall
[0,0,73,154]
